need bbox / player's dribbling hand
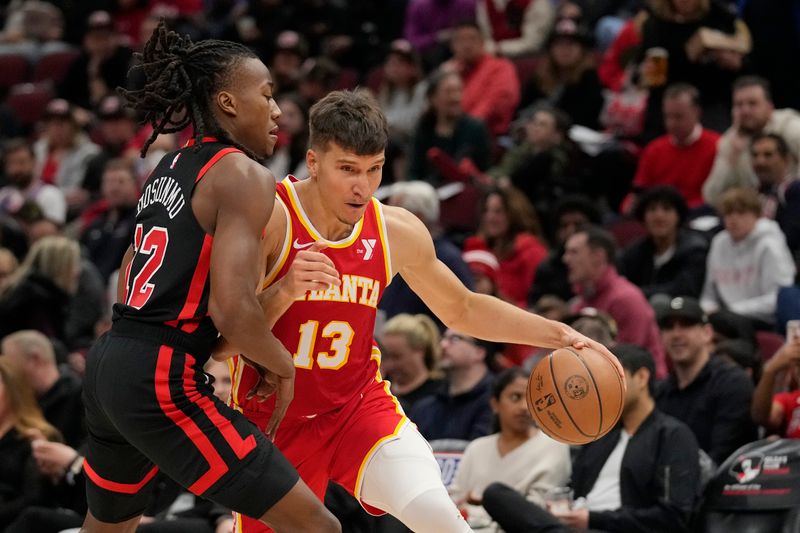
[266,374,294,440]
[278,241,340,299]
[561,326,625,381]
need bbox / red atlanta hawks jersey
[231,176,392,419]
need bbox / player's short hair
[718,187,762,216]
[614,343,655,395]
[390,181,439,226]
[309,90,388,155]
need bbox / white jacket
[701,218,796,323]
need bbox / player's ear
[306,148,318,179]
[216,90,237,117]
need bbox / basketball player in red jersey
[221,91,619,533]
[79,23,338,533]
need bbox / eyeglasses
[442,333,476,344]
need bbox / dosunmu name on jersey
[137,175,187,219]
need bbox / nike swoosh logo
[293,239,315,250]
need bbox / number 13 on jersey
[293,320,354,370]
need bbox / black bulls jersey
[113,138,240,342]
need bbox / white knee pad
[360,425,472,533]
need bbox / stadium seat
[693,438,800,533]
[0,53,30,89]
[6,82,54,127]
[32,48,79,84]
[607,217,647,249]
[755,330,786,361]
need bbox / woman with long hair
[408,69,492,185]
[0,357,60,529]
[266,92,310,180]
[518,18,604,130]
[464,187,548,308]
[0,235,80,341]
[375,39,427,142]
[379,313,443,411]
[449,368,571,530]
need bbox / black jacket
[40,372,86,450]
[618,229,709,299]
[410,373,494,441]
[656,357,758,464]
[0,273,70,342]
[573,409,701,533]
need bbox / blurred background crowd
[1,0,800,532]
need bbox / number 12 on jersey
[293,320,354,370]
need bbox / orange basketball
[527,347,626,445]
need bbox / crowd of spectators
[1,0,800,532]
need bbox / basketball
[527,347,625,445]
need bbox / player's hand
[561,326,625,382]
[266,374,294,440]
[278,241,340,299]
[242,356,278,401]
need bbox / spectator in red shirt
[626,83,720,212]
[752,338,800,438]
[446,20,521,137]
[564,226,667,377]
[476,0,555,57]
[464,187,548,308]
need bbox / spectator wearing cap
[490,105,584,232]
[380,180,474,329]
[528,195,601,305]
[32,99,100,215]
[446,20,521,137]
[403,0,476,67]
[625,84,720,211]
[410,328,496,442]
[619,186,709,299]
[700,187,795,329]
[463,249,500,296]
[476,0,555,57]
[271,30,309,93]
[0,138,66,226]
[464,187,548,308]
[703,76,800,206]
[518,18,603,130]
[564,225,667,376]
[750,133,800,256]
[79,159,138,283]
[60,10,133,110]
[376,39,427,142]
[656,296,758,464]
[82,94,140,199]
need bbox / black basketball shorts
[82,321,299,523]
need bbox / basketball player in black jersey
[79,23,340,533]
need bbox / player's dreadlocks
[119,21,259,159]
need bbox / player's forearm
[447,292,567,349]
[257,280,296,329]
[213,298,294,378]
